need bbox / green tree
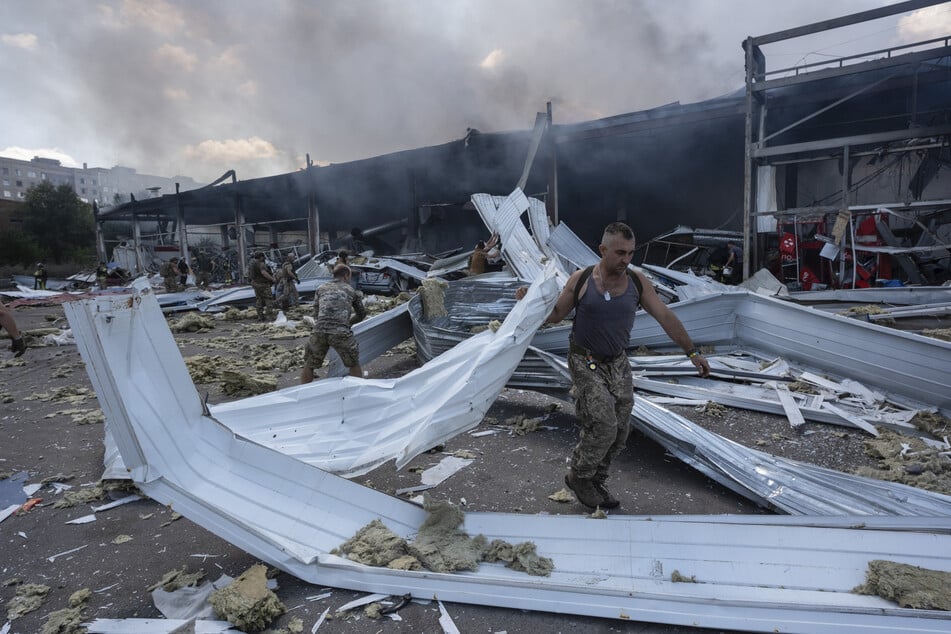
[0,229,41,267]
[23,182,96,265]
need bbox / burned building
[97,2,949,288]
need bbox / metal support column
[742,37,756,281]
[546,100,559,226]
[307,194,320,257]
[838,145,851,286]
[132,214,144,274]
[235,195,248,283]
[175,183,188,265]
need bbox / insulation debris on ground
[168,313,217,333]
[147,568,206,593]
[220,370,277,397]
[39,588,89,634]
[854,560,951,610]
[5,583,49,620]
[857,430,951,494]
[208,564,285,632]
[335,499,553,577]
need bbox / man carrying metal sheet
[518,222,710,510]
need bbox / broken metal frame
[741,0,951,281]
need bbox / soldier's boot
[256,308,266,322]
[565,471,602,509]
[592,477,620,509]
[11,337,26,358]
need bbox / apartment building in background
[0,154,202,208]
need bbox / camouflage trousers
[279,282,299,309]
[567,349,634,481]
[163,276,179,293]
[303,330,359,369]
[252,282,274,316]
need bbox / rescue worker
[160,257,180,293]
[301,264,366,382]
[280,253,300,309]
[248,251,276,321]
[95,261,109,290]
[33,263,48,290]
[516,222,710,509]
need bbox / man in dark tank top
[517,222,710,510]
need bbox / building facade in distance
[0,154,202,208]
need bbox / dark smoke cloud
[0,0,904,182]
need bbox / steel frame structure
[741,0,951,281]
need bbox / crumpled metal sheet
[529,346,951,516]
[64,193,951,633]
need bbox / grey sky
[1,1,948,183]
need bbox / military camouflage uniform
[160,261,180,293]
[279,260,300,308]
[303,279,366,371]
[248,257,275,320]
[193,252,212,288]
[567,351,633,483]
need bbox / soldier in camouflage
[517,222,710,510]
[279,254,300,309]
[248,251,276,321]
[161,257,181,293]
[301,264,367,382]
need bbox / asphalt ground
[0,300,883,634]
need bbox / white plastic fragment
[23,483,42,497]
[774,385,806,428]
[0,504,19,525]
[66,514,97,525]
[47,544,88,562]
[92,494,142,512]
[311,607,329,632]
[82,618,238,632]
[420,456,474,486]
[821,402,879,436]
[438,600,461,634]
[335,593,389,613]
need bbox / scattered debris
[420,456,474,487]
[220,370,277,397]
[111,534,133,545]
[694,401,726,417]
[5,583,50,620]
[842,305,895,324]
[504,414,546,435]
[46,545,87,563]
[671,571,698,583]
[46,408,104,425]
[910,410,951,436]
[922,328,951,342]
[147,568,206,593]
[854,560,951,610]
[38,588,90,634]
[24,386,92,405]
[168,313,217,333]
[547,488,574,503]
[208,564,285,632]
[419,278,449,319]
[335,499,553,576]
[857,430,951,494]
